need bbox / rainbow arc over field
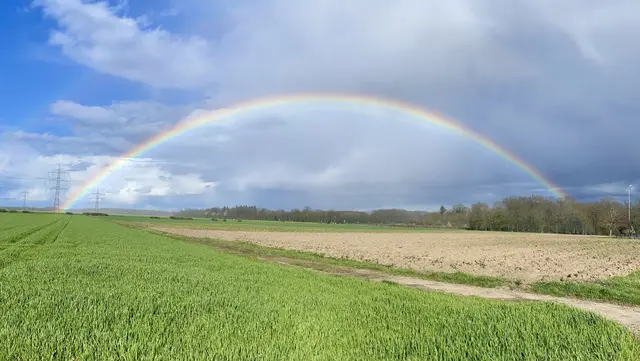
[61,93,567,211]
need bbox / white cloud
[0,136,215,209]
[36,0,640,95]
[84,163,216,206]
[35,0,216,89]
[47,99,197,143]
[51,100,123,125]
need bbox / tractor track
[0,219,61,245]
[51,217,71,243]
[0,224,27,233]
[0,217,71,268]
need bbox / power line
[0,167,55,181]
[2,175,48,180]
[46,165,70,213]
[89,188,106,212]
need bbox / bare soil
[152,227,640,283]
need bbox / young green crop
[532,273,640,306]
[0,214,638,360]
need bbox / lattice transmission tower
[89,189,106,213]
[20,190,28,210]
[47,165,70,212]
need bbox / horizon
[2,192,638,215]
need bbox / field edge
[139,223,640,308]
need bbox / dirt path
[349,270,640,334]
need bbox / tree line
[175,195,640,237]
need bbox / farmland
[143,217,640,307]
[1,213,639,360]
[112,216,459,233]
[149,225,640,283]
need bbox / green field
[1,213,639,360]
[110,215,462,233]
[531,273,640,306]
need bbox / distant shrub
[223,219,227,222]
[65,212,73,215]
[211,218,218,221]
[21,210,32,214]
[389,223,418,228]
[150,216,161,219]
[83,212,109,216]
[0,209,7,213]
[8,210,18,213]
[169,216,193,220]
[237,219,242,222]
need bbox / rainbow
[61,93,566,210]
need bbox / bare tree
[175,195,630,236]
[599,198,622,237]
[469,202,489,230]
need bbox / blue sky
[1,0,639,211]
[0,2,146,130]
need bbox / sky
[1,0,639,211]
